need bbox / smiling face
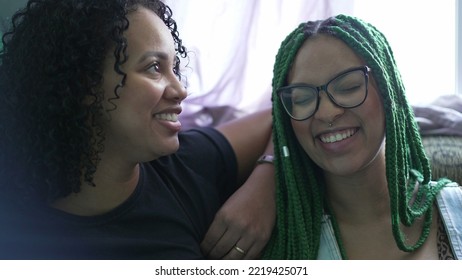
[99,7,187,164]
[288,35,385,176]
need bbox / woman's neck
[324,154,390,224]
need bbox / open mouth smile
[154,113,179,122]
[319,128,358,143]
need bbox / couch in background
[414,94,462,185]
[422,136,462,185]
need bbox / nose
[313,90,344,124]
[165,75,187,103]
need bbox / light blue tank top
[317,182,462,259]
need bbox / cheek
[367,88,385,119]
[363,90,386,139]
[119,82,164,111]
[291,119,314,150]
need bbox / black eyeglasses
[277,66,370,121]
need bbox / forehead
[124,7,175,63]
[289,35,364,83]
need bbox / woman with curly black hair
[0,0,275,259]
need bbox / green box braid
[262,14,453,259]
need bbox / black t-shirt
[0,127,238,259]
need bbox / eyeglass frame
[277,65,371,121]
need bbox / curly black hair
[0,0,187,205]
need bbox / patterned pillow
[422,136,462,185]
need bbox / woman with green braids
[262,14,461,260]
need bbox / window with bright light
[353,0,457,105]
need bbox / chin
[159,141,180,157]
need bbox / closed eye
[334,83,363,94]
[291,89,316,105]
[293,94,315,105]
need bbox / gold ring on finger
[233,245,246,255]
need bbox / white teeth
[155,113,178,122]
[320,129,356,143]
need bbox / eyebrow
[137,51,169,64]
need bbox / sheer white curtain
[352,0,457,106]
[165,0,354,128]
